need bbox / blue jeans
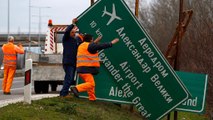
[60,64,76,96]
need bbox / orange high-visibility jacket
[77,42,100,68]
[2,42,24,66]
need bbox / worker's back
[2,43,17,66]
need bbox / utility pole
[135,0,139,18]
[91,0,94,5]
[129,0,140,113]
[175,0,184,70]
[29,0,31,51]
[38,8,41,49]
[31,6,50,52]
[7,0,10,37]
[165,0,193,119]
[173,1,184,119]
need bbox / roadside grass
[0,97,141,120]
[0,96,210,120]
[161,112,209,120]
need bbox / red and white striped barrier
[44,26,67,54]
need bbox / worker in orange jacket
[2,36,25,95]
[71,34,119,101]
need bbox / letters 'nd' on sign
[175,71,208,114]
[76,0,190,120]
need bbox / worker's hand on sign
[111,38,119,45]
[72,18,78,25]
[94,36,102,44]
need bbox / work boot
[3,92,11,95]
[60,95,73,99]
[70,87,79,98]
[89,100,96,103]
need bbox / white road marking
[0,86,34,92]
[13,81,24,83]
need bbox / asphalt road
[0,77,28,100]
[0,77,62,106]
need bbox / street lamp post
[31,6,50,51]
[8,0,10,37]
[38,8,41,49]
[29,0,31,51]
[38,7,50,49]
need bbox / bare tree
[181,0,213,113]
[126,0,213,115]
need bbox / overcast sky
[0,0,151,34]
[0,0,90,34]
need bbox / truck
[26,20,70,94]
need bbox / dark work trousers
[60,64,76,96]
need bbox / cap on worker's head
[83,34,93,42]
[8,36,14,42]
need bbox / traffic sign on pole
[76,0,190,119]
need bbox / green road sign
[175,71,208,114]
[77,71,208,113]
[76,0,189,119]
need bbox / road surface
[0,77,61,107]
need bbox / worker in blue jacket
[60,18,83,97]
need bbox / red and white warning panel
[44,20,67,54]
[24,59,32,104]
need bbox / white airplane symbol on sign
[102,4,122,26]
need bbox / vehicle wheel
[34,81,42,94]
[41,82,49,93]
[51,83,57,91]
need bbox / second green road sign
[176,71,208,114]
[76,0,190,119]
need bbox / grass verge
[0,97,141,120]
[0,96,210,120]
